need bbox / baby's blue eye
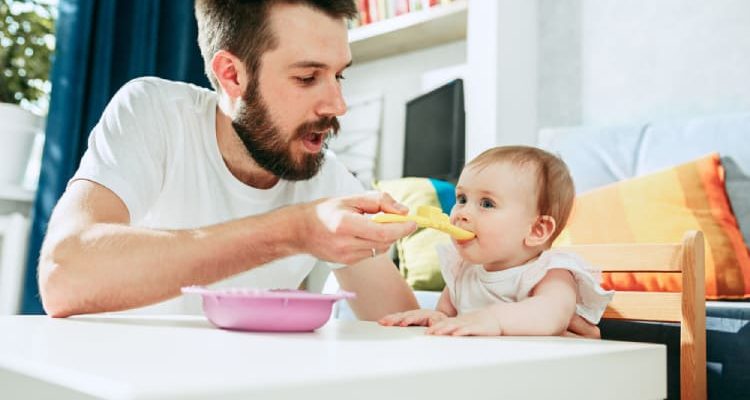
[480,198,495,208]
[456,194,467,204]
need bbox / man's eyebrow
[289,60,353,70]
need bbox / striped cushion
[555,153,750,299]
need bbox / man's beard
[231,80,340,181]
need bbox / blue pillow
[723,157,750,248]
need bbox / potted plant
[0,0,55,189]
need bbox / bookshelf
[349,1,468,63]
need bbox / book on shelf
[348,0,459,29]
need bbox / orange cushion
[555,153,750,299]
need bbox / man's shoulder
[117,77,215,106]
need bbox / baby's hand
[425,310,503,336]
[378,309,448,327]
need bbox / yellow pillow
[555,153,750,299]
[374,178,454,291]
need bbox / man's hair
[466,145,575,244]
[194,0,358,91]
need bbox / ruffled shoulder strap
[518,250,615,324]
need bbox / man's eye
[480,198,495,208]
[296,76,315,84]
[456,194,466,204]
[336,74,346,81]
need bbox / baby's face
[450,161,540,269]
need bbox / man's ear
[524,215,556,247]
[210,50,249,99]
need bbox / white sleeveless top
[437,245,614,324]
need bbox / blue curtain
[22,0,210,314]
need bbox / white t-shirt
[437,244,614,324]
[72,77,364,314]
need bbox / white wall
[342,40,466,180]
[344,0,750,173]
[538,0,582,129]
[541,0,750,127]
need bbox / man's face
[232,3,351,180]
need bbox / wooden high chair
[557,230,706,400]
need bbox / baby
[379,146,613,336]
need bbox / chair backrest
[556,230,706,400]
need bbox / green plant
[0,0,56,111]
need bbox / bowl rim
[181,286,355,301]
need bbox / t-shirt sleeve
[517,250,615,324]
[71,79,167,221]
[328,151,366,197]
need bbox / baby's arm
[435,286,458,317]
[426,269,577,336]
[378,287,456,327]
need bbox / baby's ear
[525,215,556,247]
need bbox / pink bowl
[181,287,355,332]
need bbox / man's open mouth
[301,130,328,152]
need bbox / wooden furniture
[557,230,707,400]
[0,315,665,400]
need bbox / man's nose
[316,80,347,117]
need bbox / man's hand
[425,309,503,336]
[378,309,448,327]
[565,314,601,339]
[296,191,417,265]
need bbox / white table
[0,315,666,400]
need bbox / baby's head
[450,146,575,270]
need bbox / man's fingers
[376,192,409,215]
[344,191,409,215]
[343,213,416,243]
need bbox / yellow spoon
[372,205,475,240]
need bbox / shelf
[0,184,35,202]
[349,1,467,63]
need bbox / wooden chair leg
[680,231,706,400]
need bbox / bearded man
[38,0,419,319]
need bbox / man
[38,0,418,319]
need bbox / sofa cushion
[555,153,750,299]
[539,113,750,246]
[373,178,455,291]
[723,157,750,248]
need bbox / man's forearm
[334,255,418,321]
[39,208,301,317]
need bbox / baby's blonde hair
[466,146,575,244]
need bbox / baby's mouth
[455,234,475,245]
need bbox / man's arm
[39,180,416,317]
[333,254,418,321]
